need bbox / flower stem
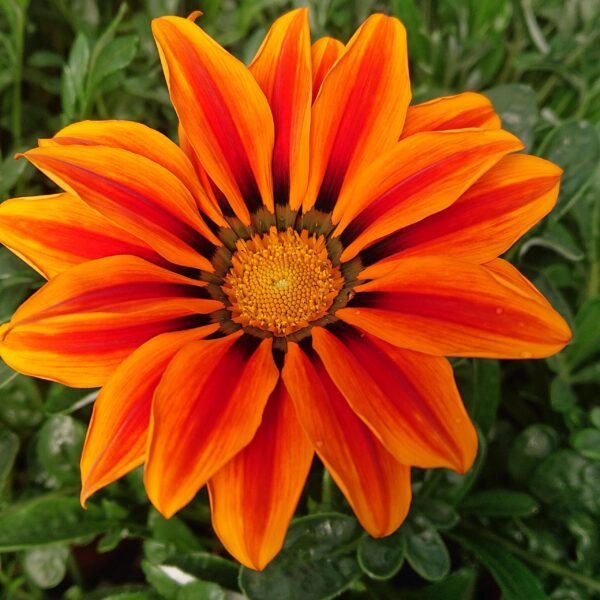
[11,2,26,150]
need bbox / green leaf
[508,425,558,483]
[142,561,192,600]
[571,429,600,461]
[176,580,225,600]
[239,513,362,600]
[36,415,86,485]
[404,518,450,582]
[0,496,114,551]
[521,222,584,262]
[460,489,539,517]
[563,299,600,370]
[484,84,539,150]
[357,529,405,580]
[469,359,501,435]
[0,373,43,430]
[543,121,600,215]
[0,428,19,494]
[45,384,98,415]
[90,35,139,90]
[148,510,203,554]
[530,449,600,515]
[550,379,577,412]
[451,530,548,600]
[413,498,459,530]
[401,568,476,599]
[21,545,69,589]
[165,553,239,591]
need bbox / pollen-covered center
[223,227,344,336]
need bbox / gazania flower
[0,9,570,569]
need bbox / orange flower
[0,9,570,569]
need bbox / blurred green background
[1,0,600,599]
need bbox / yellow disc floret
[223,227,344,336]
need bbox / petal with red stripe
[145,335,279,518]
[283,342,411,537]
[337,256,571,359]
[359,154,561,276]
[152,16,274,221]
[22,145,219,270]
[0,256,221,387]
[304,15,410,214]
[311,37,344,102]
[312,325,476,472]
[334,129,523,262]
[40,119,222,224]
[80,324,219,505]
[250,9,311,209]
[0,192,168,279]
[208,381,313,570]
[401,92,500,138]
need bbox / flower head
[0,9,570,569]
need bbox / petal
[145,335,279,518]
[311,37,344,102]
[337,256,572,359]
[283,342,411,537]
[178,125,228,225]
[0,192,168,279]
[303,15,410,213]
[0,256,221,387]
[208,381,313,570]
[334,129,523,262]
[152,16,274,221]
[80,324,219,505]
[401,92,500,138]
[360,154,562,276]
[22,145,219,270]
[40,119,224,225]
[312,325,476,472]
[250,9,311,208]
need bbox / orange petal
[337,256,572,359]
[0,192,169,279]
[22,145,219,270]
[40,119,223,226]
[311,37,344,102]
[80,324,218,506]
[334,129,523,262]
[152,16,274,221]
[250,9,311,208]
[178,125,228,225]
[401,92,500,138]
[0,256,221,387]
[360,154,562,276]
[303,15,410,214]
[208,381,313,570]
[145,335,279,518]
[283,342,411,537]
[312,325,476,472]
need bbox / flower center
[223,227,344,336]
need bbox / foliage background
[0,0,599,598]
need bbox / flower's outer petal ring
[312,325,477,473]
[0,255,221,387]
[359,154,562,276]
[334,129,524,262]
[303,14,411,214]
[250,8,311,209]
[80,324,219,506]
[145,335,279,518]
[0,192,169,279]
[401,92,500,138]
[40,119,225,226]
[311,37,344,102]
[337,256,571,359]
[283,342,412,537]
[152,16,274,222]
[208,381,313,570]
[22,145,219,271]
